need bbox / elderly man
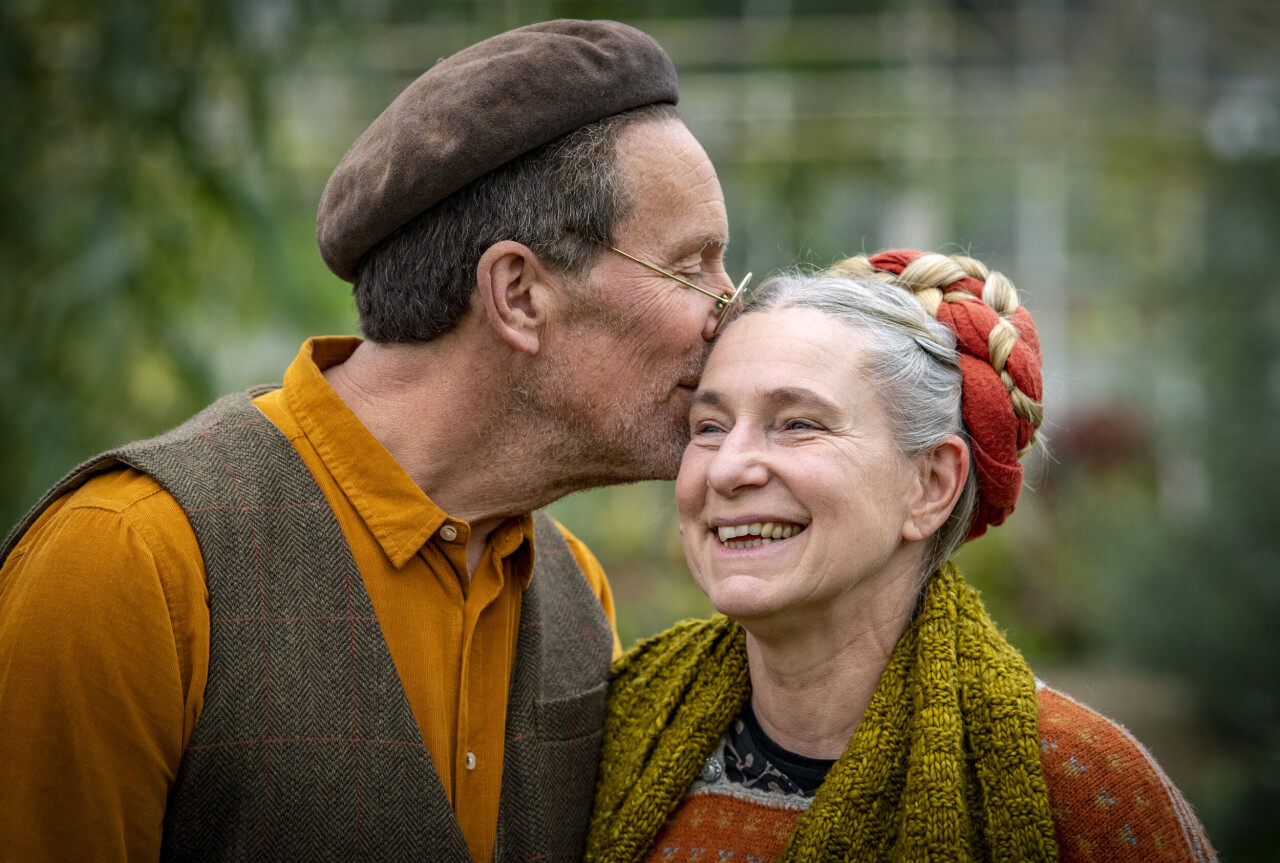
[0,20,743,862]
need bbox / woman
[585,250,1216,863]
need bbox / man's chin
[611,419,689,483]
[646,425,691,481]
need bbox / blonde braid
[833,252,1044,454]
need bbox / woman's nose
[706,427,769,495]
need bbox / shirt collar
[491,515,536,589]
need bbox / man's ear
[902,435,970,542]
[476,241,550,355]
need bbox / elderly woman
[585,250,1216,863]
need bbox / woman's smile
[714,520,807,549]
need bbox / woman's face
[676,306,928,628]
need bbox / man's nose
[700,273,737,342]
[700,301,722,342]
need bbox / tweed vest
[3,387,614,862]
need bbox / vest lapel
[495,511,613,863]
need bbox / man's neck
[321,333,591,574]
[322,335,522,563]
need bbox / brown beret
[316,19,680,282]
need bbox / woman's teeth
[716,521,805,549]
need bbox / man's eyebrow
[685,233,727,254]
[666,234,727,265]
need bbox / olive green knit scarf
[586,564,1059,863]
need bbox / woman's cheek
[674,450,707,522]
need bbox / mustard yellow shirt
[0,337,621,862]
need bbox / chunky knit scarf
[586,564,1059,863]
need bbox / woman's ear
[902,434,970,542]
[476,241,549,355]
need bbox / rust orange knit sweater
[644,683,1215,863]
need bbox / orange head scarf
[837,249,1044,539]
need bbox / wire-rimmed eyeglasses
[565,225,752,336]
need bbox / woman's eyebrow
[692,386,838,413]
[765,386,840,414]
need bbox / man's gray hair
[353,103,680,343]
[742,271,979,577]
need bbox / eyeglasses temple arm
[605,245,735,305]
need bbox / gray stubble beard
[503,351,696,489]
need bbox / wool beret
[317,19,680,282]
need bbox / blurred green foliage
[0,0,362,514]
[3,0,1278,857]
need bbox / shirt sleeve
[554,520,624,661]
[0,470,207,862]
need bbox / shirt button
[465,751,476,771]
[440,524,458,542]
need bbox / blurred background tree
[2,0,1277,857]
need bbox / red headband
[867,249,1043,538]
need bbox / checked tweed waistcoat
[3,387,614,862]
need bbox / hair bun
[864,249,1044,538]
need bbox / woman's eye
[784,419,819,431]
[694,421,726,435]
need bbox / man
[0,20,742,862]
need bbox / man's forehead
[617,121,716,185]
[614,124,729,246]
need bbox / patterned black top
[722,702,836,797]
